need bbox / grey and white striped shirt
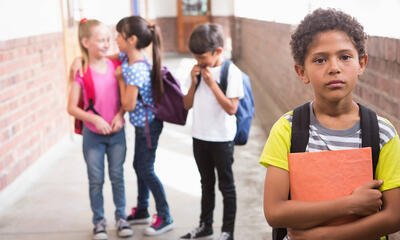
[284,103,396,152]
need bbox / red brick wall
[0,33,69,191]
[154,17,178,53]
[233,17,400,133]
[355,37,400,130]
[153,16,234,54]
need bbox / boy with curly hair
[260,8,400,240]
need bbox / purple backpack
[153,66,188,125]
[138,64,188,148]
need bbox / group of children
[67,7,400,240]
[68,14,240,240]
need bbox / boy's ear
[358,55,368,77]
[214,47,223,56]
[294,64,310,84]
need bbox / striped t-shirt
[282,103,397,152]
[259,103,400,192]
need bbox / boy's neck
[213,56,223,67]
[313,99,360,130]
[313,98,357,116]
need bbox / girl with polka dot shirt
[115,16,174,236]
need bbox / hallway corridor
[0,54,272,240]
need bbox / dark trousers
[193,138,236,233]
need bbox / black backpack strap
[358,104,380,179]
[194,60,231,93]
[218,60,231,94]
[291,102,311,153]
[195,74,201,90]
[273,102,311,240]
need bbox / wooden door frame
[176,0,211,52]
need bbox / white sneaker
[116,218,134,238]
[93,219,108,240]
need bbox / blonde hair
[78,19,102,71]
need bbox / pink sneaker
[144,214,174,235]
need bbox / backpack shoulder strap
[219,60,231,94]
[272,102,311,240]
[291,102,311,153]
[82,66,99,115]
[110,58,122,68]
[358,103,380,178]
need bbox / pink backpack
[74,59,121,134]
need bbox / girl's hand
[93,115,112,135]
[111,112,124,133]
[70,57,84,77]
[115,66,124,82]
[190,65,201,86]
[348,180,383,216]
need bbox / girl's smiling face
[84,24,111,59]
[295,30,367,104]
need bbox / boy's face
[295,30,367,103]
[193,47,223,68]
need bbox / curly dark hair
[290,8,367,66]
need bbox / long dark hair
[116,16,164,102]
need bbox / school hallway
[0,54,273,240]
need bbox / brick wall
[153,16,234,54]
[233,17,400,133]
[154,17,178,53]
[0,33,69,191]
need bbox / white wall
[234,0,400,39]
[80,0,131,25]
[146,0,234,18]
[212,0,234,16]
[147,0,176,18]
[0,0,63,41]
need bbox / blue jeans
[82,126,127,225]
[133,118,171,221]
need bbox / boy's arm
[202,67,238,115]
[263,166,384,230]
[183,65,201,110]
[288,188,400,240]
[183,84,195,110]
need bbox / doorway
[177,0,211,52]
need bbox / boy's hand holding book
[348,179,383,216]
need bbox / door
[177,0,211,52]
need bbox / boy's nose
[328,59,340,75]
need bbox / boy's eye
[313,58,326,64]
[340,55,351,60]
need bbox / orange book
[288,147,373,225]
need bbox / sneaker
[116,218,134,238]
[179,223,213,239]
[93,219,108,240]
[127,207,151,224]
[218,232,233,240]
[144,214,174,236]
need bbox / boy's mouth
[326,80,345,88]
